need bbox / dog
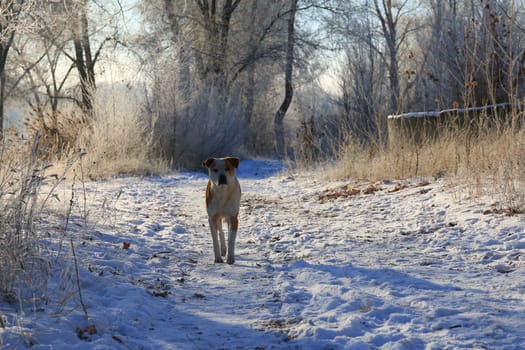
[203,157,241,264]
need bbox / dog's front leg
[209,217,223,263]
[226,216,238,265]
[219,224,227,257]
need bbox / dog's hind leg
[219,220,227,257]
[209,216,223,263]
[226,216,238,265]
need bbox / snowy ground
[1,160,525,349]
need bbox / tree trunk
[195,0,241,88]
[274,0,297,157]
[72,1,96,114]
[243,1,258,127]
[0,14,17,134]
[0,51,6,133]
[374,0,401,113]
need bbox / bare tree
[0,0,34,133]
[372,0,417,114]
[327,1,392,142]
[11,4,74,114]
[69,0,96,113]
[60,0,121,114]
[140,0,292,160]
[37,0,120,114]
[186,0,242,88]
[140,0,334,161]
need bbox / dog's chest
[207,182,241,215]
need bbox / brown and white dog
[203,157,241,264]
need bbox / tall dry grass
[0,131,52,302]
[325,111,525,212]
[24,90,170,180]
[0,127,104,337]
[76,89,169,179]
[24,107,90,160]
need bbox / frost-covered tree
[139,0,309,163]
[327,0,417,141]
[419,0,525,108]
[9,0,123,118]
[0,0,35,132]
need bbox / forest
[1,0,524,172]
[0,2,524,347]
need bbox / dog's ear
[202,158,215,168]
[225,157,240,169]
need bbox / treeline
[1,0,525,167]
[332,0,525,143]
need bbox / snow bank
[387,102,516,120]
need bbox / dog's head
[203,157,240,186]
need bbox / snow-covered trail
[70,161,295,349]
[1,160,525,349]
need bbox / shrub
[23,88,169,179]
[24,107,90,160]
[76,88,169,179]
[172,85,247,168]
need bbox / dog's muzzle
[218,174,227,185]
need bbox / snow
[1,159,524,349]
[387,102,516,119]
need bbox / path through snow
[1,160,524,349]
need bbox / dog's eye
[213,169,219,172]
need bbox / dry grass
[1,90,169,303]
[76,90,169,179]
[24,107,90,160]
[24,90,170,180]
[0,131,52,301]
[0,128,102,333]
[327,116,525,212]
